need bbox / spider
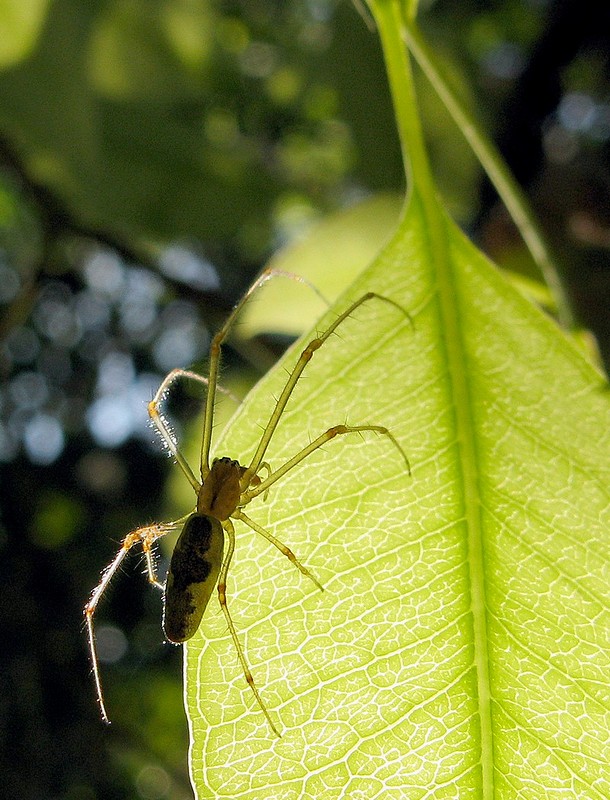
[84,269,411,736]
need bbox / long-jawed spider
[84,269,411,736]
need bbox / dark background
[0,1,608,798]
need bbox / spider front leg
[84,522,175,723]
[147,368,213,490]
[198,268,329,477]
[241,292,412,485]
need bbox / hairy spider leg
[241,292,412,489]
[147,368,238,492]
[84,521,185,723]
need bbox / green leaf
[185,189,610,798]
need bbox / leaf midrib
[366,9,494,783]
[414,189,494,796]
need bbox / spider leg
[149,368,241,487]
[217,518,281,736]
[242,293,412,485]
[142,536,164,592]
[148,368,209,490]
[245,424,410,506]
[84,523,173,723]
[199,268,329,476]
[252,461,272,501]
[233,509,323,591]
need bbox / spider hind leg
[84,523,174,723]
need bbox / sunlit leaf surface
[185,192,610,799]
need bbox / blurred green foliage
[0,1,608,798]
[0,0,400,252]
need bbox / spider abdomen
[163,514,224,643]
